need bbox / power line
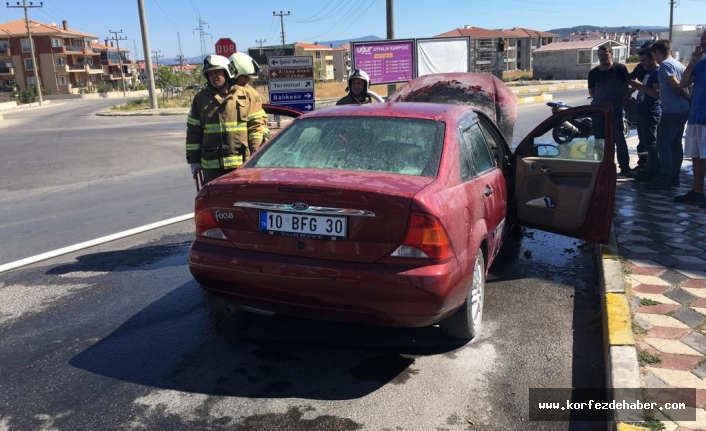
[152,0,179,30]
[255,39,267,47]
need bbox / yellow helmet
[229,52,260,80]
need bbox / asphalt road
[0,89,606,430]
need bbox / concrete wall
[533,50,593,80]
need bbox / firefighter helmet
[347,69,370,93]
[229,52,261,81]
[202,54,233,79]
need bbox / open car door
[512,104,616,244]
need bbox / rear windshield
[249,116,445,177]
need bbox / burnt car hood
[388,72,518,143]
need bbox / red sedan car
[189,82,616,340]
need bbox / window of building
[24,58,34,70]
[21,39,32,52]
[56,57,66,66]
[577,49,592,64]
[27,76,36,86]
[58,75,68,85]
[52,38,63,48]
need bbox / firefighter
[228,52,269,156]
[336,69,373,105]
[185,54,267,184]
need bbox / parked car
[188,74,616,340]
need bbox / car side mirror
[535,144,559,158]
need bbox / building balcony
[65,45,84,53]
[0,66,14,75]
[87,65,103,74]
[0,47,11,56]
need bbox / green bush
[627,56,639,63]
[18,88,36,103]
[96,82,114,93]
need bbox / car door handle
[541,165,552,173]
[484,186,493,196]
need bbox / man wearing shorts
[675,30,706,205]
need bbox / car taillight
[390,212,454,260]
[194,187,226,239]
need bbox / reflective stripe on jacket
[185,84,268,170]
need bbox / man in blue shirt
[674,30,706,205]
[629,45,661,182]
[644,40,691,191]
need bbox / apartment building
[294,42,334,81]
[0,19,131,94]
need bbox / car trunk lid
[207,168,435,263]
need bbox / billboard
[415,37,471,77]
[350,40,415,85]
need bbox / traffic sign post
[267,55,315,112]
[214,38,237,56]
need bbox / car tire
[439,249,485,340]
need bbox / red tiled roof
[0,19,96,39]
[295,42,332,50]
[500,27,559,38]
[435,26,515,39]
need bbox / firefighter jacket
[335,93,372,106]
[185,85,268,170]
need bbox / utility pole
[175,32,185,72]
[7,0,43,105]
[193,16,210,62]
[137,0,158,109]
[256,39,266,47]
[107,29,128,96]
[151,50,163,67]
[386,0,395,99]
[669,0,676,42]
[273,11,290,47]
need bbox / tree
[154,66,178,90]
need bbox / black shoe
[674,190,706,203]
[634,172,657,182]
[644,180,672,191]
[618,170,634,178]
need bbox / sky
[1,0,703,63]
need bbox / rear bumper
[189,239,468,327]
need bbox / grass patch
[621,264,633,276]
[635,419,665,431]
[109,93,195,111]
[640,298,661,306]
[632,322,647,335]
[637,349,661,366]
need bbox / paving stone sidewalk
[615,137,706,430]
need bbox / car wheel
[440,249,485,340]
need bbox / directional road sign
[269,79,314,93]
[268,56,314,69]
[268,67,314,79]
[273,101,315,112]
[270,91,315,103]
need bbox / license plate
[259,211,347,239]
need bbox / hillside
[547,25,668,37]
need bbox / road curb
[598,230,645,430]
[516,94,553,105]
